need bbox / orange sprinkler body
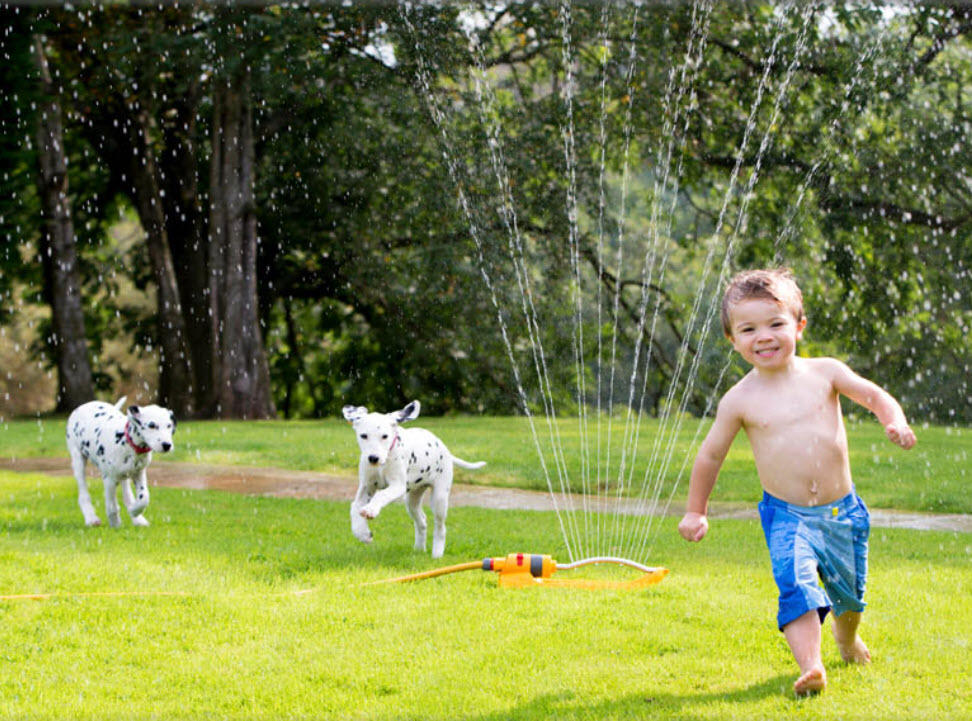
[364,553,668,590]
[482,553,557,587]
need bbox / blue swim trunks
[758,489,870,631]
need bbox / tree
[209,57,275,419]
[31,32,94,410]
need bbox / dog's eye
[360,434,368,440]
[148,423,158,429]
[382,434,388,440]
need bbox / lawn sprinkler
[364,553,668,590]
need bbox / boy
[678,268,916,696]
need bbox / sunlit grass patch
[0,469,969,720]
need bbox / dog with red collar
[66,396,176,528]
[343,400,485,558]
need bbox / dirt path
[2,456,969,533]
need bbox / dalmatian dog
[343,400,485,558]
[66,396,176,528]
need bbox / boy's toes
[794,666,826,697]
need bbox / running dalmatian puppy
[343,400,485,558]
[66,396,176,528]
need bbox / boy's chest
[740,375,838,431]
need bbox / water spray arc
[400,1,827,573]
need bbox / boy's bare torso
[728,357,853,506]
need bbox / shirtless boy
[678,268,916,696]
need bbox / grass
[2,414,969,513]
[0,469,969,720]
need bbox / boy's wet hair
[721,268,805,336]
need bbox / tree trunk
[161,81,214,417]
[125,109,196,417]
[208,68,276,419]
[32,35,94,411]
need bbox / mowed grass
[2,414,969,513]
[0,469,969,720]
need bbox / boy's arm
[679,393,743,542]
[827,359,916,449]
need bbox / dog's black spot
[115,431,125,444]
[97,445,105,456]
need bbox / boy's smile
[727,298,806,371]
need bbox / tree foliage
[1,2,969,422]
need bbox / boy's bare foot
[794,665,826,696]
[837,636,871,664]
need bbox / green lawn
[2,414,969,513]
[0,469,969,720]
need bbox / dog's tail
[114,396,128,410]
[452,457,486,470]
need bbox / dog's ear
[169,410,177,431]
[342,405,367,423]
[396,400,421,423]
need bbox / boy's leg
[831,610,871,664]
[784,610,827,695]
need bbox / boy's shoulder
[718,372,758,412]
[799,355,851,378]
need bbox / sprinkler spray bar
[365,553,669,590]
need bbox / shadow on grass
[461,673,797,721]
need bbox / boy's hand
[678,512,708,542]
[886,423,916,450]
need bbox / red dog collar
[125,423,152,454]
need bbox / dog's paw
[129,499,149,517]
[131,515,150,527]
[85,517,102,527]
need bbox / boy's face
[726,298,806,371]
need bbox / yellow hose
[0,590,191,601]
[360,561,483,586]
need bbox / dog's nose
[161,442,172,452]
[368,455,380,465]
